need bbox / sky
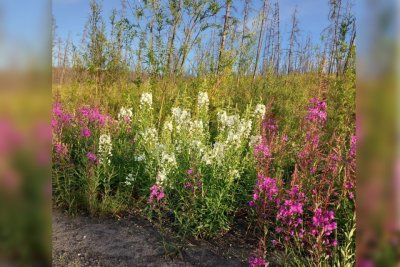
[51,0,338,70]
[0,0,50,70]
[0,0,342,71]
[53,0,331,46]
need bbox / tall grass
[52,73,355,265]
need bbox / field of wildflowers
[52,75,355,266]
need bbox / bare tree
[85,0,107,88]
[252,0,268,86]
[287,6,299,74]
[166,0,182,76]
[342,16,355,74]
[272,1,280,75]
[236,0,250,84]
[217,0,232,72]
[299,35,312,73]
[175,0,220,75]
[60,35,72,85]
[327,0,342,74]
[262,20,273,74]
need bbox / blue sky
[0,0,336,70]
[0,0,50,70]
[53,0,331,48]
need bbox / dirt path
[52,210,248,267]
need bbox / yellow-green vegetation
[52,0,356,265]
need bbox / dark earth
[52,209,256,267]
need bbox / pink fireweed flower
[185,169,202,192]
[345,180,354,190]
[119,115,131,124]
[157,191,165,200]
[184,182,193,189]
[297,116,323,174]
[148,184,166,204]
[311,208,337,247]
[54,143,68,159]
[253,193,259,201]
[310,166,317,174]
[79,107,108,127]
[254,143,271,158]
[87,152,98,164]
[259,176,278,200]
[52,102,63,117]
[81,127,91,138]
[307,131,320,147]
[263,117,278,133]
[276,186,306,240]
[53,102,72,123]
[52,118,57,129]
[249,257,267,267]
[52,102,72,130]
[250,175,278,207]
[349,135,356,158]
[305,98,327,124]
[349,192,354,199]
[328,152,341,174]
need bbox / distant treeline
[52,0,355,84]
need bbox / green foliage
[53,71,355,265]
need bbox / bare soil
[52,209,254,267]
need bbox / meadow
[52,0,356,265]
[52,71,355,266]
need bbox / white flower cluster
[172,107,191,131]
[99,133,112,164]
[213,142,226,159]
[140,128,158,144]
[189,120,204,135]
[230,120,252,147]
[172,107,191,124]
[198,142,226,166]
[174,141,183,153]
[118,107,133,123]
[135,153,146,162]
[254,104,266,118]
[152,149,177,186]
[156,143,165,152]
[197,91,209,109]
[132,94,259,187]
[201,141,235,166]
[163,120,173,132]
[201,151,213,165]
[217,111,240,131]
[156,170,167,185]
[190,140,206,155]
[124,173,135,186]
[217,110,252,147]
[161,151,177,170]
[249,135,262,148]
[140,92,153,108]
